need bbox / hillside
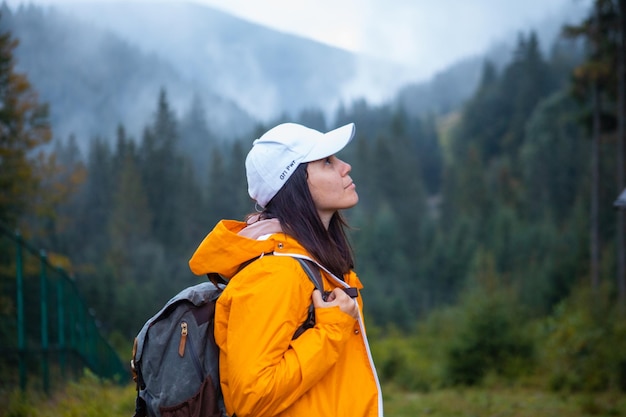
[0,2,257,145]
[395,3,587,116]
[0,1,417,146]
[0,1,587,148]
[57,1,416,118]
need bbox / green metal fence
[0,222,128,393]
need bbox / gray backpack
[130,257,323,417]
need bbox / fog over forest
[2,1,585,147]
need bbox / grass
[1,370,136,417]
[383,383,626,417]
[2,375,625,417]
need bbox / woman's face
[307,155,358,228]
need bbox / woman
[189,122,383,417]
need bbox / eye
[324,157,332,165]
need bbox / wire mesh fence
[0,222,128,393]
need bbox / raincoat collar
[189,219,309,280]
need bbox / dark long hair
[256,163,355,278]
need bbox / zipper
[179,319,205,383]
[178,322,188,357]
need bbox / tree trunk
[618,0,626,306]
[592,81,601,291]
[590,1,603,291]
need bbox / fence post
[79,299,86,364]
[57,268,66,379]
[40,250,49,394]
[15,231,26,391]
[69,282,77,373]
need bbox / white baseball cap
[245,122,356,207]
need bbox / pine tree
[78,137,113,258]
[501,32,555,156]
[108,132,152,284]
[42,135,87,251]
[564,0,624,292]
[206,147,232,222]
[179,94,213,182]
[0,20,51,228]
[455,60,505,162]
[296,108,326,131]
[227,140,252,219]
[140,88,181,249]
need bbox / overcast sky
[6,0,588,80]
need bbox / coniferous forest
[2,0,626,405]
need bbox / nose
[339,158,351,175]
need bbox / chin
[346,196,359,208]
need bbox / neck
[317,211,333,230]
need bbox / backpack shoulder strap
[294,257,324,293]
[292,257,324,340]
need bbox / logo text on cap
[279,160,297,180]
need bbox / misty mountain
[0,1,417,146]
[0,2,259,145]
[56,1,418,121]
[0,1,587,149]
[394,2,588,116]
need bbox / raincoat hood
[189,218,307,279]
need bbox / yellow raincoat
[189,219,383,417]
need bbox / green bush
[369,267,626,394]
[441,250,535,386]
[443,293,534,386]
[371,328,433,392]
[539,284,626,392]
[371,305,477,391]
[370,317,451,392]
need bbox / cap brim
[302,123,355,162]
